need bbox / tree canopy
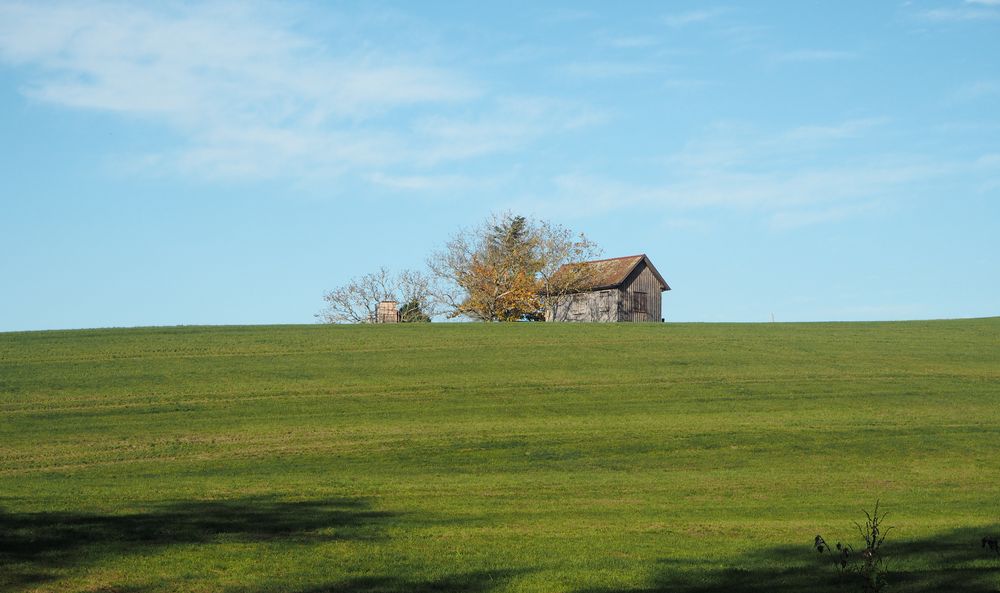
[317,213,600,323]
[428,213,601,321]
[316,268,437,324]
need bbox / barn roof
[552,254,670,292]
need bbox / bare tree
[427,212,601,321]
[535,219,603,320]
[316,267,438,323]
[396,269,438,322]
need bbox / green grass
[1,319,999,592]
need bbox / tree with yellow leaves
[428,213,600,321]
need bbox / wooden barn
[545,254,670,323]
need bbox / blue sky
[1,0,998,330]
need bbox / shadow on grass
[0,496,393,590]
[278,569,530,593]
[576,525,1000,593]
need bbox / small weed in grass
[815,501,892,593]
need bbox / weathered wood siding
[546,290,617,322]
[617,263,663,322]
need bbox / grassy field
[1,319,999,592]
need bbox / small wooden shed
[375,300,400,323]
[546,254,670,323]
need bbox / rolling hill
[2,319,998,592]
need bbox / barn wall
[547,290,617,322]
[618,263,663,322]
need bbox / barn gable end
[618,261,664,322]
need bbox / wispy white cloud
[774,49,859,63]
[366,172,479,192]
[411,97,607,164]
[767,202,879,230]
[663,8,727,27]
[562,60,661,79]
[665,118,890,171]
[707,23,771,53]
[545,159,941,215]
[975,152,1000,167]
[0,2,477,117]
[0,1,599,184]
[779,118,888,142]
[917,2,1000,20]
[953,79,1000,101]
[491,43,551,65]
[662,78,714,91]
[662,217,712,232]
[541,8,597,23]
[517,118,990,229]
[601,35,661,49]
